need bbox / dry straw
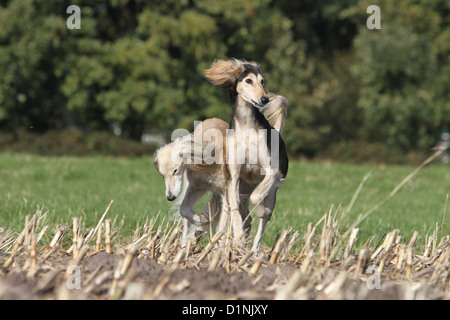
[0,201,448,299]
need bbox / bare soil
[0,249,448,300]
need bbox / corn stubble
[0,199,448,300]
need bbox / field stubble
[0,198,448,300]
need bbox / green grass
[0,152,448,248]
[268,161,449,246]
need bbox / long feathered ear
[153,150,159,171]
[203,59,246,89]
[264,93,288,133]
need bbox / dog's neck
[227,85,289,178]
[229,89,264,130]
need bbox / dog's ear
[264,94,288,133]
[203,59,246,89]
[153,151,159,171]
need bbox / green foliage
[0,0,448,156]
[0,0,69,131]
[0,128,155,156]
[349,0,450,149]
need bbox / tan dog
[204,59,289,252]
[154,118,251,246]
[154,93,287,248]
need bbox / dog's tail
[264,93,288,134]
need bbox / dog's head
[203,59,269,108]
[153,142,184,201]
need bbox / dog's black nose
[167,195,176,201]
[261,96,269,105]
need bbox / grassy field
[0,152,448,248]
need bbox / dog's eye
[245,79,253,84]
[261,79,264,85]
[172,169,178,175]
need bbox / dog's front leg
[239,181,253,236]
[251,167,280,217]
[199,193,221,229]
[251,183,279,254]
[227,163,245,243]
[226,131,246,243]
[250,168,280,253]
[180,217,191,248]
[251,219,268,254]
[179,187,209,226]
[217,189,230,234]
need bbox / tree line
[0,0,448,157]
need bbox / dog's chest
[241,164,264,184]
[229,126,270,163]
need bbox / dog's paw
[192,214,209,226]
[253,205,272,220]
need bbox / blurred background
[0,0,449,164]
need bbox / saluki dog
[154,94,287,248]
[204,59,289,252]
[154,117,253,246]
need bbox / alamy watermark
[65,4,381,31]
[366,266,381,290]
[367,5,381,30]
[66,265,81,290]
[66,5,81,30]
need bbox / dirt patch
[0,272,38,300]
[0,250,448,300]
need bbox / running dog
[154,118,253,246]
[154,94,287,247]
[204,59,289,252]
